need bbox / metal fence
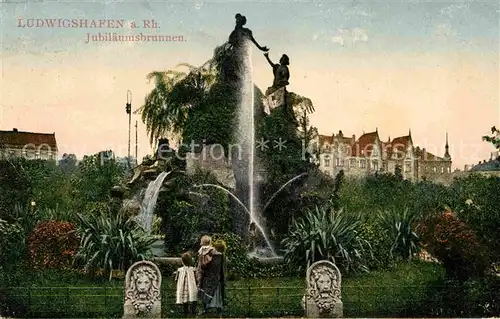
[2,284,498,318]
[2,286,304,318]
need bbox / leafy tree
[70,150,124,211]
[0,158,72,217]
[450,174,500,263]
[58,153,77,173]
[0,219,26,269]
[156,169,231,254]
[0,158,33,219]
[482,126,500,153]
[291,92,318,162]
[363,171,413,212]
[330,169,345,210]
[138,62,217,146]
[394,164,403,180]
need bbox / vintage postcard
[0,0,499,318]
[1,1,498,172]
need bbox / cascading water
[136,171,170,233]
[193,183,276,256]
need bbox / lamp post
[126,90,132,169]
[135,120,138,165]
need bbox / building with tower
[312,129,452,183]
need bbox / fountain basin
[250,256,284,265]
[150,239,167,257]
[153,257,183,267]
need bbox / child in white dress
[175,252,198,317]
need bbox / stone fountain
[120,13,303,265]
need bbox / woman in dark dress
[197,240,226,315]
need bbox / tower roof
[444,132,451,159]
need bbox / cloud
[331,28,368,47]
[439,3,469,18]
[339,5,374,18]
[434,23,456,37]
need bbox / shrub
[209,232,299,279]
[158,170,231,254]
[450,174,500,263]
[282,206,371,274]
[211,232,250,279]
[36,206,76,223]
[28,220,79,270]
[0,219,26,268]
[75,211,156,278]
[417,210,489,280]
[422,276,500,317]
[358,222,394,270]
[378,208,420,261]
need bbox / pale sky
[1,0,499,170]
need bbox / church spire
[444,131,451,159]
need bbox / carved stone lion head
[305,260,342,314]
[125,261,161,315]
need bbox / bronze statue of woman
[219,13,269,86]
[228,13,269,52]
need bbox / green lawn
[2,261,444,318]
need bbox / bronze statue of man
[264,52,290,95]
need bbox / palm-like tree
[287,92,317,147]
[136,61,217,145]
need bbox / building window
[324,157,330,167]
[360,159,366,169]
[441,167,444,174]
[433,167,437,173]
[372,160,379,171]
[405,161,412,172]
[350,159,356,168]
[336,158,344,167]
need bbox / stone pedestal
[302,260,343,318]
[123,261,162,318]
[263,86,286,114]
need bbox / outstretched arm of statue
[263,52,276,67]
[249,31,269,52]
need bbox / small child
[198,235,216,264]
[175,252,198,317]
